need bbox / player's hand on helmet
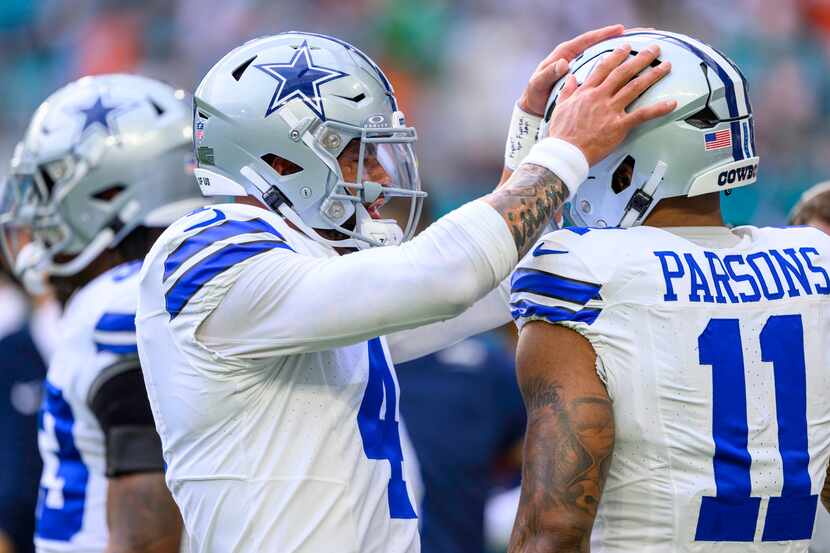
[519,24,625,116]
[549,43,677,165]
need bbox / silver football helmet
[192,31,424,249]
[0,73,205,293]
[543,30,759,228]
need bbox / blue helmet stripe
[165,239,292,319]
[748,118,757,156]
[624,31,746,161]
[164,218,286,281]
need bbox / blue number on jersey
[357,338,417,519]
[36,382,89,541]
[695,315,817,542]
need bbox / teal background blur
[0,0,828,224]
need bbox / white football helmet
[192,31,425,250]
[543,30,759,228]
[0,74,204,293]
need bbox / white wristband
[504,103,543,171]
[520,137,589,199]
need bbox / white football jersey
[35,260,142,553]
[136,203,425,553]
[511,225,830,553]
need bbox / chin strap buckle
[626,188,654,214]
[619,160,667,227]
[263,186,293,211]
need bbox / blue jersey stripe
[164,218,287,281]
[165,240,292,319]
[510,299,601,325]
[95,342,138,354]
[95,312,136,333]
[511,268,601,305]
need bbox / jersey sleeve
[91,265,141,356]
[385,278,512,364]
[193,200,517,359]
[87,268,163,477]
[87,358,164,477]
[510,229,614,332]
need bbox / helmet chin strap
[619,161,668,228]
[276,203,402,250]
[16,243,49,296]
[240,165,403,251]
[15,228,116,295]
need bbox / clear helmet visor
[316,117,426,247]
[0,164,75,281]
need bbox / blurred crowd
[2,0,830,223]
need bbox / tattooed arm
[509,322,614,553]
[106,474,183,553]
[485,164,569,257]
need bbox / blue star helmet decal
[255,40,348,120]
[69,95,134,138]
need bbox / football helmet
[543,30,759,228]
[192,31,424,249]
[0,74,204,293]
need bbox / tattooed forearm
[509,377,614,553]
[106,473,182,553]
[483,163,568,257]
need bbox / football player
[0,75,204,553]
[508,30,830,552]
[135,29,675,552]
[790,181,830,233]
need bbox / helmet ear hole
[612,155,635,195]
[262,154,303,176]
[92,184,126,202]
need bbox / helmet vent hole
[336,92,366,103]
[685,106,719,129]
[232,56,258,81]
[629,51,663,68]
[92,184,126,202]
[38,167,56,196]
[197,111,210,120]
[612,156,635,195]
[262,154,303,176]
[149,98,165,116]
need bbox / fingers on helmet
[602,44,662,95]
[615,60,672,106]
[582,43,632,88]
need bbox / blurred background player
[509,30,830,552]
[135,28,674,553]
[791,181,830,233]
[0,74,204,553]
[791,182,830,553]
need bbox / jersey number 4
[696,314,817,542]
[357,338,417,519]
[36,382,89,542]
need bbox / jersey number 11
[695,314,817,542]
